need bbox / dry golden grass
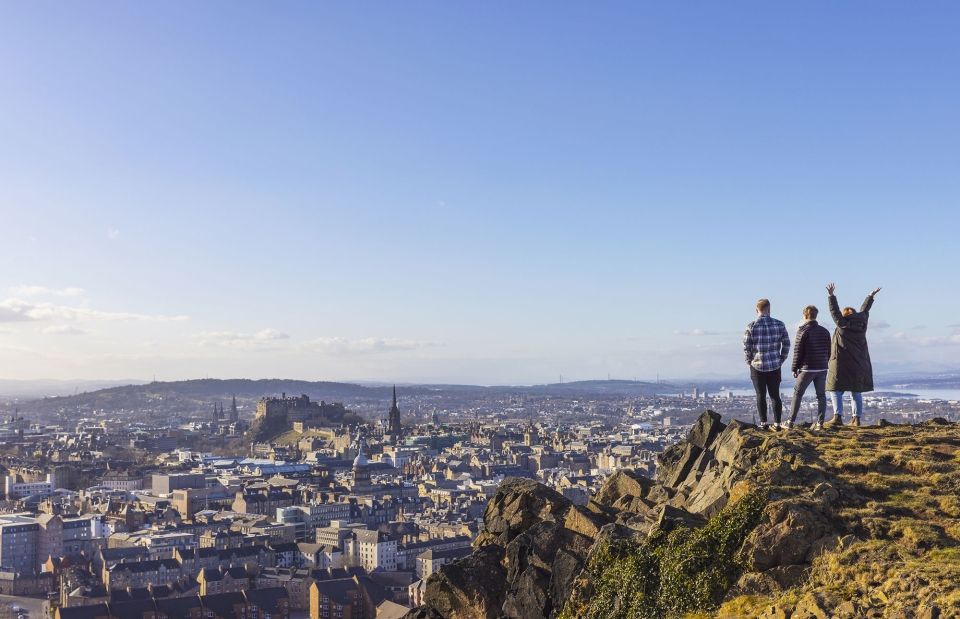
[758,421,960,616]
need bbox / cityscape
[0,379,956,618]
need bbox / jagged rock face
[590,468,655,509]
[409,477,606,619]
[414,545,507,619]
[688,408,726,449]
[405,414,960,619]
[479,477,573,546]
[742,500,835,571]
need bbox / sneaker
[759,423,768,430]
[851,416,861,427]
[813,422,823,431]
[826,414,843,428]
[784,420,794,430]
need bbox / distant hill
[11,378,408,418]
[0,378,147,399]
[9,377,681,420]
[525,379,673,396]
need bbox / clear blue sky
[1,2,958,383]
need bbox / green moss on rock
[561,490,767,619]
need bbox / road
[0,594,49,619]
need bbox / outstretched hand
[870,287,882,297]
[826,283,836,295]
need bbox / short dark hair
[803,305,819,319]
[756,298,771,313]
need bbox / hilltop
[406,414,960,619]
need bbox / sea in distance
[705,388,960,401]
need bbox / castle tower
[230,395,239,422]
[387,385,403,443]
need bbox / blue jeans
[829,391,862,420]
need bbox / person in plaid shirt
[743,298,791,429]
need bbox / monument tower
[387,385,403,443]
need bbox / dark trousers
[750,367,783,424]
[789,371,827,424]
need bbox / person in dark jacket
[786,305,832,430]
[825,283,881,427]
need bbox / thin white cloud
[674,328,719,337]
[196,328,291,350]
[41,325,89,336]
[0,306,33,322]
[8,285,85,297]
[107,226,120,240]
[0,298,188,323]
[307,336,439,354]
[872,320,891,329]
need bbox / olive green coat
[826,294,875,393]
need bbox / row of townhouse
[103,544,278,591]
[57,586,290,619]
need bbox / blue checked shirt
[743,315,791,372]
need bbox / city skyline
[2,3,960,383]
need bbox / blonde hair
[842,307,855,317]
[756,298,771,314]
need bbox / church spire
[388,385,402,442]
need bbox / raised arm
[743,325,755,366]
[861,287,880,314]
[828,293,843,326]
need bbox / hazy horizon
[2,3,959,384]
[3,366,959,394]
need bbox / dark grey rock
[743,502,834,571]
[713,420,764,469]
[687,409,726,450]
[654,504,706,532]
[657,442,703,488]
[418,543,508,619]
[483,477,572,546]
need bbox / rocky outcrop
[405,414,960,619]
[410,545,507,619]
[425,477,604,619]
